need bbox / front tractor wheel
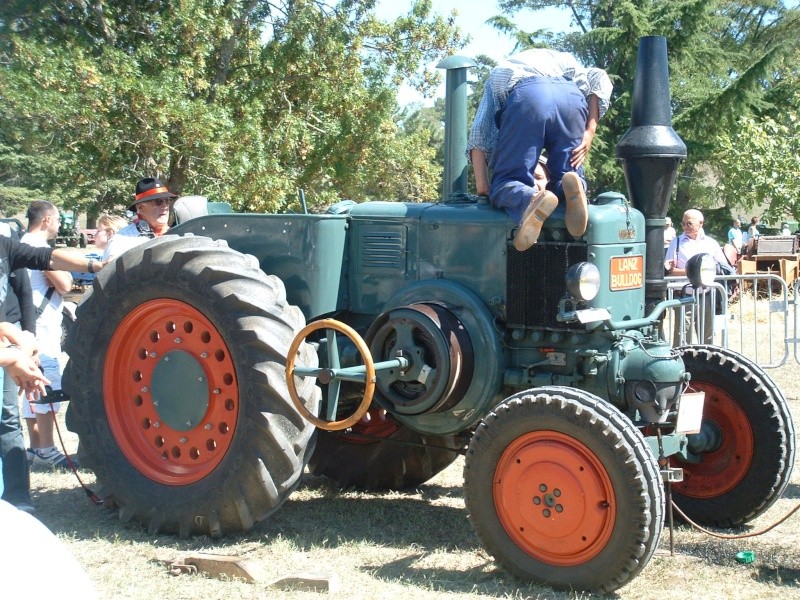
[464,387,663,594]
[63,235,320,536]
[673,345,795,527]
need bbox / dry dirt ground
[23,313,800,600]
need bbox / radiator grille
[507,242,588,328]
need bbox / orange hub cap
[104,299,239,485]
[494,431,616,565]
[674,383,753,497]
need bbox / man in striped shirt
[468,48,613,251]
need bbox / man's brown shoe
[562,171,588,238]
[513,190,558,251]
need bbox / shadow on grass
[366,554,591,599]
[753,565,800,586]
[671,530,800,591]
[780,482,800,500]
[31,475,479,553]
[31,478,625,599]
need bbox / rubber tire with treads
[464,387,663,594]
[309,418,463,490]
[63,235,320,537]
[674,345,795,527]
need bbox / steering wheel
[286,319,376,431]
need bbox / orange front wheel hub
[494,431,616,566]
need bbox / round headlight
[565,262,601,301]
[685,253,716,288]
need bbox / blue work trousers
[490,76,588,223]
[1,361,31,506]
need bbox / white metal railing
[664,273,794,368]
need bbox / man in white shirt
[665,209,728,345]
[20,201,74,470]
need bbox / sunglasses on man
[145,197,172,207]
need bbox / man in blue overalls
[468,48,613,251]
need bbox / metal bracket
[661,467,684,482]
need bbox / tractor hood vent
[360,228,407,272]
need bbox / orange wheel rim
[494,431,616,566]
[104,299,239,485]
[673,382,753,498]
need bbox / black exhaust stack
[617,36,686,305]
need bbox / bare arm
[471,148,490,196]
[50,248,106,275]
[0,322,36,353]
[0,324,48,399]
[666,263,686,276]
[44,270,73,296]
[571,94,600,169]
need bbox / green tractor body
[172,188,680,439]
[64,36,795,593]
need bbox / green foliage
[0,0,463,216]
[711,109,800,222]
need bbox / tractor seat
[174,196,233,224]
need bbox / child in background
[93,214,128,251]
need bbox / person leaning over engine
[467,48,613,251]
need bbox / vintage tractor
[64,37,795,593]
[56,210,89,248]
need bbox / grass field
[25,319,800,600]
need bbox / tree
[0,0,464,217]
[489,0,800,217]
[711,108,800,223]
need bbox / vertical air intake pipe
[617,36,687,306]
[437,56,477,200]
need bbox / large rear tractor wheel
[464,387,663,594]
[309,408,463,490]
[63,235,320,536]
[674,345,795,527]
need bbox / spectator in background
[92,214,127,253]
[20,201,75,470]
[781,222,791,236]
[745,216,760,258]
[104,177,177,261]
[0,223,36,513]
[748,216,761,238]
[727,218,743,254]
[664,216,676,253]
[665,209,729,345]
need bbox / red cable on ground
[671,499,800,539]
[49,401,103,506]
